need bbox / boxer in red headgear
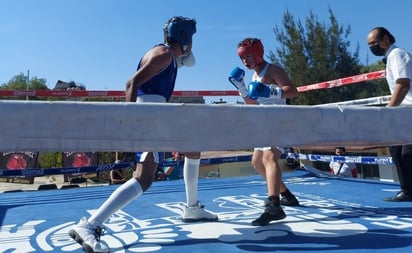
[228,37,300,226]
[237,38,264,67]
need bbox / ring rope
[287,152,393,165]
[0,162,134,177]
[0,153,392,177]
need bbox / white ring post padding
[1,100,412,152]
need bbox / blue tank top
[137,44,177,101]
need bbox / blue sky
[1,0,412,104]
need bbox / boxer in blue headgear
[164,16,197,68]
[164,16,196,53]
[69,16,217,253]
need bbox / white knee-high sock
[184,157,200,206]
[88,178,142,227]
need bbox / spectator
[109,161,127,185]
[329,147,358,178]
[163,152,184,180]
[367,27,412,201]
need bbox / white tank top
[253,63,286,105]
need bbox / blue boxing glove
[248,81,283,100]
[228,67,248,97]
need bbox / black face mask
[369,44,385,56]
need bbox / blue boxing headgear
[164,16,196,52]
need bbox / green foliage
[82,97,112,102]
[1,73,48,90]
[30,77,49,90]
[359,61,390,98]
[37,152,62,168]
[270,8,386,105]
[0,73,49,100]
[99,152,116,164]
[97,152,136,182]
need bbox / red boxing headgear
[237,38,264,65]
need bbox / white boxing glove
[228,67,248,97]
[248,81,283,100]
[176,52,195,68]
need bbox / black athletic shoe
[252,202,286,226]
[384,191,412,202]
[280,196,300,206]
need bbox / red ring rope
[0,70,385,97]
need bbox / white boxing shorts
[135,94,166,164]
[254,146,286,154]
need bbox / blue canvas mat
[1,168,411,253]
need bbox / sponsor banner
[62,152,98,182]
[0,152,38,184]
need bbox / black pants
[389,144,412,193]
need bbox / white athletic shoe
[68,217,109,253]
[182,201,218,222]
